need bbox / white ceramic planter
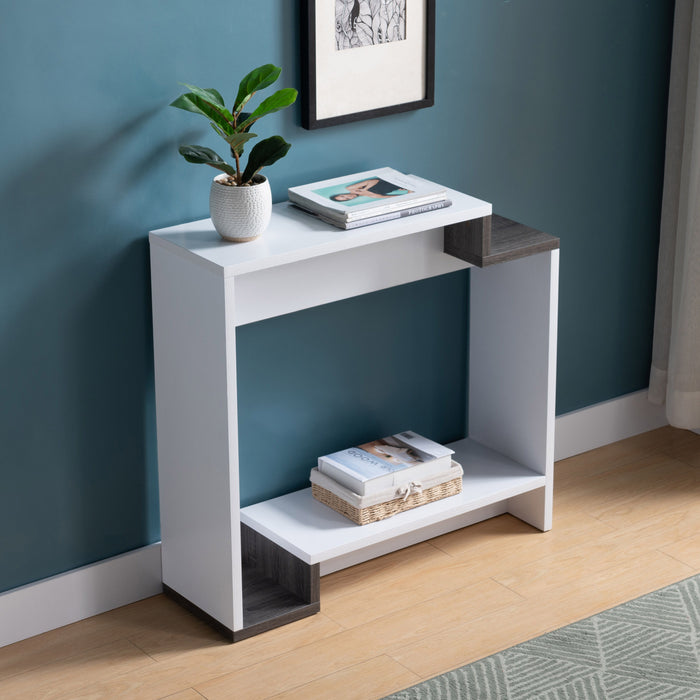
[209,174,272,242]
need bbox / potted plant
[171,64,297,242]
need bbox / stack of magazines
[288,167,451,230]
[310,430,463,525]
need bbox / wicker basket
[311,464,463,525]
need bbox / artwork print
[314,175,414,206]
[335,0,407,50]
[301,0,434,129]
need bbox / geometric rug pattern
[384,573,700,699]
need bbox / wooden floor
[2,426,700,699]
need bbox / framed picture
[301,0,435,130]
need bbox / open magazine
[288,167,447,223]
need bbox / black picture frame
[301,0,435,130]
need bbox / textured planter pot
[209,174,272,242]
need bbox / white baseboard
[554,389,668,461]
[0,390,669,649]
[0,543,162,649]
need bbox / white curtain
[649,0,700,430]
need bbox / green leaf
[179,83,226,108]
[241,135,291,183]
[178,144,236,177]
[170,93,204,114]
[210,122,228,140]
[234,64,282,113]
[208,118,257,158]
[223,131,257,152]
[170,93,235,135]
[239,88,298,130]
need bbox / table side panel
[150,245,242,630]
[469,250,559,530]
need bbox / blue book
[317,431,454,496]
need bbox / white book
[288,168,447,223]
[293,199,453,230]
[317,431,454,496]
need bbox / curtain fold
[649,0,700,429]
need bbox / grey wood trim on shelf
[238,523,320,639]
[444,214,559,267]
[238,568,320,641]
[241,523,320,608]
[163,527,321,642]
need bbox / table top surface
[149,185,491,277]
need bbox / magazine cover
[288,167,447,222]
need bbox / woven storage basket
[311,462,463,525]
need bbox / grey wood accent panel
[238,523,320,640]
[236,567,320,641]
[241,523,320,604]
[444,215,492,261]
[163,527,321,643]
[482,215,560,266]
[444,214,559,267]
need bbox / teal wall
[236,272,470,507]
[0,1,673,591]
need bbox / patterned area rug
[384,573,700,699]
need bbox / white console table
[149,183,559,641]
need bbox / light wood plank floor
[2,426,700,699]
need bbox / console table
[149,182,559,641]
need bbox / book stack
[310,430,463,525]
[288,167,451,230]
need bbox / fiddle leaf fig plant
[171,64,297,186]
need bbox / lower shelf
[241,438,548,569]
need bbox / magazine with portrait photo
[288,167,447,222]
